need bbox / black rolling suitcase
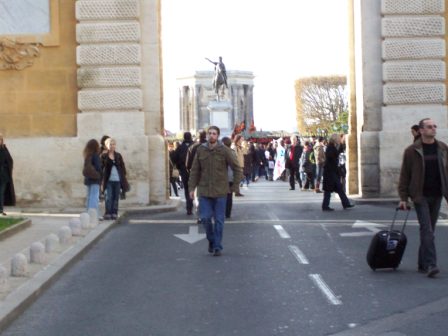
[366,207,410,271]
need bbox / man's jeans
[86,184,100,214]
[105,181,120,215]
[199,196,226,251]
[414,196,442,269]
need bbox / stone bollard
[30,242,46,264]
[88,208,98,227]
[80,212,90,229]
[11,253,28,277]
[58,226,72,244]
[69,218,82,236]
[45,234,59,253]
[0,265,7,292]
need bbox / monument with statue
[177,57,254,136]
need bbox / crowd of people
[169,130,352,213]
[171,120,446,277]
[0,120,445,276]
[167,127,355,256]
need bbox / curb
[0,203,179,333]
[0,219,31,241]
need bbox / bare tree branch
[295,76,348,133]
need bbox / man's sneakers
[427,265,440,278]
[322,207,335,211]
[208,242,221,256]
[235,192,244,197]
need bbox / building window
[0,0,59,46]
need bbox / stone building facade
[177,70,255,136]
[0,0,165,208]
[348,0,448,197]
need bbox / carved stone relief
[0,38,40,70]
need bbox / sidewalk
[0,200,180,332]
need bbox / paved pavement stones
[0,201,180,333]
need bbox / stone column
[346,0,359,195]
[195,85,202,131]
[189,86,195,131]
[140,0,167,204]
[354,0,383,197]
[179,87,185,130]
[247,85,254,126]
[76,0,150,204]
[379,0,446,196]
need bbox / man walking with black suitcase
[398,118,448,278]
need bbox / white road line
[309,274,342,306]
[273,225,291,239]
[288,245,309,264]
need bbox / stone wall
[1,0,164,208]
[379,0,446,196]
[0,0,77,137]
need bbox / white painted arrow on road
[339,220,386,237]
[174,226,206,244]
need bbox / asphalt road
[3,181,448,336]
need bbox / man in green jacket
[398,118,448,277]
[189,126,243,256]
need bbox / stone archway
[0,0,444,207]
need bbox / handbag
[169,157,180,179]
[172,167,180,179]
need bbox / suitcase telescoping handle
[390,206,411,232]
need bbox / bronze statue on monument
[205,56,228,101]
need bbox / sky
[161,0,349,132]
